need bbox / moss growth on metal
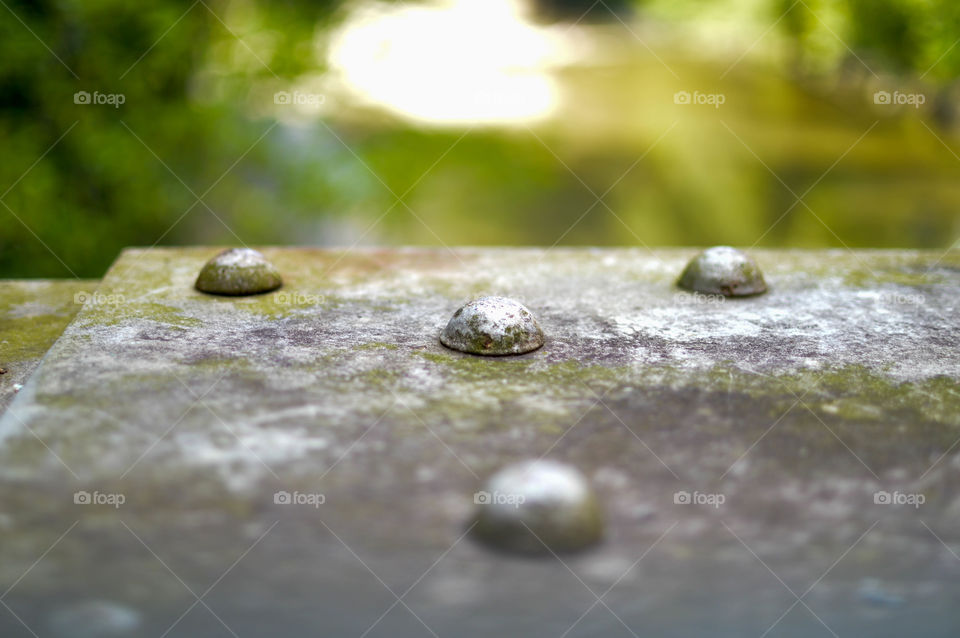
[75,301,204,329]
[0,281,91,363]
[354,342,400,351]
[194,248,283,296]
[1,281,96,411]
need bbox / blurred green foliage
[0,0,348,277]
[1,0,958,278]
[780,0,960,79]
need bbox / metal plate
[1,248,958,637]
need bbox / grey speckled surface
[1,247,959,637]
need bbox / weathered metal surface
[677,246,767,297]
[0,280,95,414]
[473,459,604,554]
[1,247,959,637]
[194,248,283,296]
[440,296,545,355]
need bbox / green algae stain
[76,302,203,329]
[412,352,628,397]
[842,268,946,289]
[789,253,960,288]
[180,355,257,373]
[350,367,402,389]
[0,281,94,368]
[229,291,342,319]
[414,349,534,380]
[416,351,457,365]
[354,342,400,351]
[809,366,960,427]
[406,351,960,432]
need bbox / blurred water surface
[1,0,958,277]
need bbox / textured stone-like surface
[1,247,959,637]
[0,280,95,413]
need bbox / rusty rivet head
[440,296,544,356]
[472,459,604,555]
[195,248,283,296]
[677,246,767,297]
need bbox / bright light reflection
[326,0,564,127]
